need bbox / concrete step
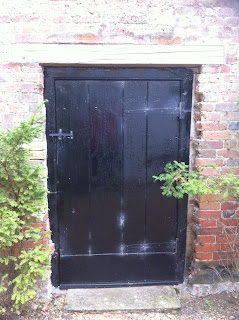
[65,286,180,312]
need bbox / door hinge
[49,129,73,140]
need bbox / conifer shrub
[0,101,50,316]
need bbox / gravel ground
[16,290,239,320]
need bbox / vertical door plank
[146,81,180,245]
[89,81,123,254]
[123,81,147,251]
[55,80,90,255]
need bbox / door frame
[44,67,193,287]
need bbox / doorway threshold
[65,286,180,312]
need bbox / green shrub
[154,161,239,275]
[153,160,239,200]
[0,101,50,316]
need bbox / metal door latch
[49,129,73,140]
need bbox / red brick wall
[0,0,239,285]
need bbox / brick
[217,150,239,158]
[221,168,239,176]
[198,140,223,149]
[30,151,45,160]
[197,122,226,131]
[200,195,221,202]
[231,64,239,74]
[198,103,214,112]
[196,158,224,167]
[224,75,239,83]
[222,93,239,103]
[198,227,222,236]
[201,112,221,121]
[199,202,221,211]
[75,34,103,44]
[227,159,239,167]
[225,18,239,27]
[154,37,181,44]
[198,74,222,83]
[228,122,239,130]
[202,131,231,140]
[216,235,239,243]
[198,210,221,219]
[218,218,238,227]
[224,139,237,149]
[200,65,231,74]
[198,149,216,158]
[221,202,238,211]
[198,235,216,244]
[215,103,239,112]
[221,210,235,218]
[200,220,217,228]
[220,244,234,251]
[15,33,44,43]
[195,244,220,252]
[203,92,219,102]
[217,7,234,17]
[31,222,46,229]
[213,252,236,261]
[195,252,213,261]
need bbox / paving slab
[65,286,180,312]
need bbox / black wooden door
[45,68,193,288]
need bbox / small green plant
[153,161,239,200]
[0,101,50,316]
[153,160,239,276]
[204,299,214,308]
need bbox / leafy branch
[153,160,239,200]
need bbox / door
[45,67,193,288]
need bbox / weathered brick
[224,139,237,149]
[218,218,238,227]
[195,252,213,261]
[217,149,239,158]
[154,36,181,44]
[220,244,234,251]
[200,220,217,228]
[227,159,239,167]
[75,34,103,44]
[213,252,235,261]
[224,74,239,83]
[198,140,223,149]
[197,122,226,131]
[200,65,231,74]
[200,201,221,211]
[200,195,221,202]
[198,167,221,176]
[201,112,221,121]
[198,149,216,158]
[228,122,239,130]
[221,167,239,175]
[202,131,231,140]
[198,235,216,244]
[195,244,220,252]
[196,158,224,167]
[221,202,238,211]
[15,33,44,43]
[215,103,239,112]
[197,227,222,236]
[198,210,216,219]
